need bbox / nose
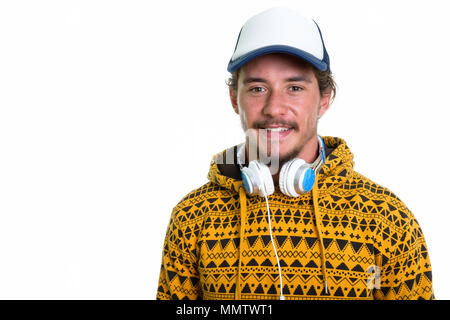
[263,89,288,117]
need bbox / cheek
[303,113,310,127]
[236,103,250,130]
[237,97,257,126]
[296,97,319,129]
[240,111,249,129]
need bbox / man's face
[230,53,331,166]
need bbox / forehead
[240,53,314,78]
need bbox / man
[157,7,434,300]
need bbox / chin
[279,144,303,163]
[261,148,289,165]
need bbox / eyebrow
[242,76,312,85]
[286,76,312,83]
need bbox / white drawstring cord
[245,143,285,300]
[264,195,285,300]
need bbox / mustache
[253,120,298,130]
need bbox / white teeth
[264,127,290,132]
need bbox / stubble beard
[263,127,317,171]
[241,116,318,173]
[278,142,303,165]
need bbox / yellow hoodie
[157,136,434,300]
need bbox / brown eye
[289,86,302,92]
[250,87,265,93]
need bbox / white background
[0,0,449,299]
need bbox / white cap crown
[228,7,329,72]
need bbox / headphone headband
[310,135,326,175]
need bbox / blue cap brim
[227,45,328,73]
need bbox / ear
[318,87,332,118]
[229,87,239,114]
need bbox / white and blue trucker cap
[227,7,330,73]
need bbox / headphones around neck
[237,136,326,197]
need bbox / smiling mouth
[256,126,295,139]
[262,127,291,132]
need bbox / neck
[293,135,320,164]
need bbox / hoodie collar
[208,136,354,190]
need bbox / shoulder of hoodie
[169,181,237,227]
[321,136,416,223]
[340,167,416,222]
